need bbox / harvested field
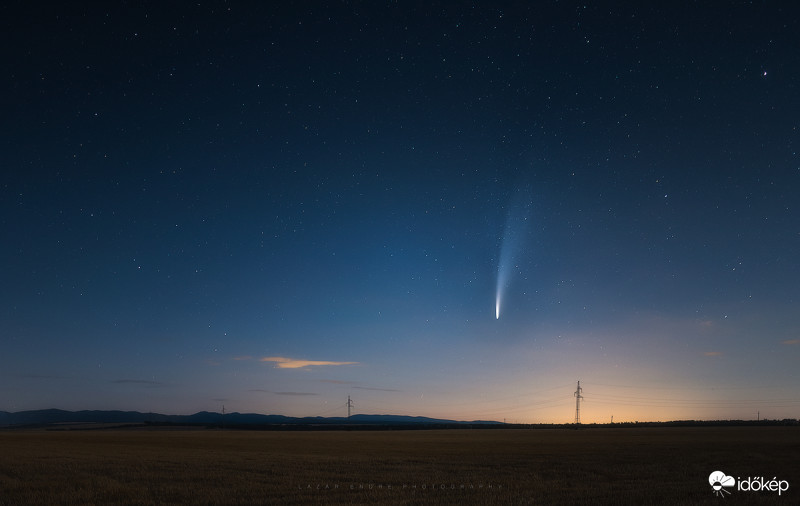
[0,427,797,504]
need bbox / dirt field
[0,427,797,505]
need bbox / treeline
[499,419,800,429]
[152,418,800,431]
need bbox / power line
[418,383,576,408]
[583,381,790,391]
[306,402,348,418]
[589,395,800,409]
[305,380,798,423]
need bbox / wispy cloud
[260,356,358,369]
[112,379,163,385]
[353,386,401,392]
[15,374,67,380]
[248,389,318,396]
[703,351,723,357]
[233,355,253,361]
[315,380,398,391]
[782,339,800,345]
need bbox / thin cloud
[233,355,253,361]
[260,356,358,369]
[316,380,398,391]
[782,339,800,345]
[15,374,67,380]
[248,389,318,396]
[353,386,402,392]
[703,351,723,357]
[112,379,163,385]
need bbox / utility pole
[347,395,353,419]
[574,381,584,424]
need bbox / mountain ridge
[0,409,500,426]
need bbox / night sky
[2,2,799,423]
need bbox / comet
[495,238,512,319]
[495,187,531,320]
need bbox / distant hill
[0,409,500,427]
[347,414,498,425]
[2,410,796,429]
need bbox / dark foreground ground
[0,426,797,505]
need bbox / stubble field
[0,426,797,505]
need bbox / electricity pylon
[574,381,584,424]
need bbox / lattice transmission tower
[574,381,584,424]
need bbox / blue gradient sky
[2,2,799,422]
